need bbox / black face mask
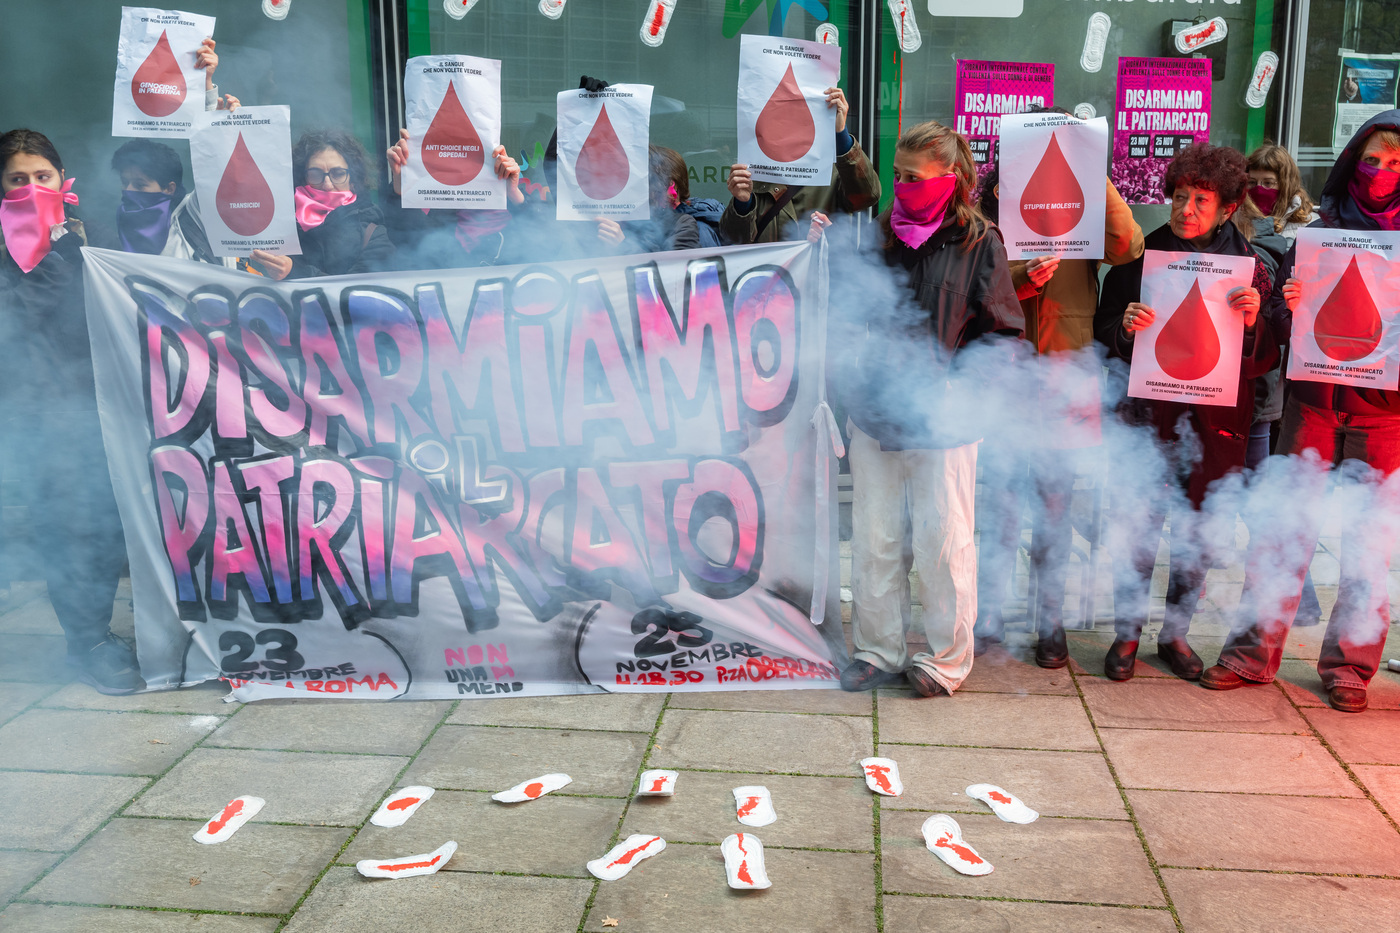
[117,188,179,254]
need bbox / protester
[249,130,393,279]
[974,157,1144,667]
[833,120,1022,697]
[0,128,142,694]
[649,145,724,248]
[1205,112,1400,713]
[723,85,880,245]
[1095,144,1278,682]
[598,146,705,253]
[1247,142,1319,240]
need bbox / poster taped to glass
[1334,51,1400,149]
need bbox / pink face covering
[295,186,356,231]
[890,174,957,248]
[1349,161,1400,229]
[1,178,77,273]
[1249,185,1280,215]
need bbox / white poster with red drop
[996,112,1109,260]
[1286,228,1400,389]
[556,84,653,221]
[736,35,840,186]
[112,6,216,138]
[188,105,301,257]
[1127,250,1252,406]
[402,55,506,210]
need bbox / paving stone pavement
[3,572,1400,932]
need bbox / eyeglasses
[306,167,350,185]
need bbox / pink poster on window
[1112,57,1212,205]
[953,60,1054,181]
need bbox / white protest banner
[112,6,216,138]
[402,55,506,210]
[996,113,1109,259]
[737,35,840,186]
[188,105,300,257]
[81,241,847,700]
[1287,227,1400,389]
[1128,250,1253,406]
[556,85,653,221]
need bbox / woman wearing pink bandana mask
[1207,113,1400,714]
[832,120,1022,698]
[0,129,143,695]
[250,130,395,280]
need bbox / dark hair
[975,166,1000,223]
[648,146,689,201]
[0,128,63,175]
[1162,143,1249,206]
[292,130,372,194]
[111,139,183,188]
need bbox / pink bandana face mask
[1,178,77,273]
[890,173,957,248]
[294,185,356,231]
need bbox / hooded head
[1319,108,1400,230]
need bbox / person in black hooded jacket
[1095,144,1277,684]
[1205,111,1400,713]
[250,130,395,280]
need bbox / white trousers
[849,424,978,692]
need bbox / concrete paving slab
[957,645,1077,695]
[0,709,218,775]
[1164,867,1400,933]
[0,904,280,932]
[0,596,62,635]
[1079,678,1309,734]
[0,771,148,850]
[1277,661,1400,710]
[882,896,1178,932]
[0,850,58,904]
[342,789,623,877]
[40,682,236,716]
[0,634,71,684]
[23,818,347,913]
[649,708,873,775]
[620,771,873,850]
[447,692,665,732]
[582,841,876,933]
[878,693,1099,751]
[205,699,450,755]
[1352,765,1400,823]
[281,867,592,933]
[668,687,873,716]
[127,748,407,827]
[403,724,647,795]
[1302,707,1400,765]
[0,682,59,726]
[877,743,1126,819]
[1127,789,1400,874]
[1100,729,1360,796]
[879,809,1163,906]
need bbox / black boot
[1105,638,1139,681]
[1156,635,1203,680]
[1035,624,1069,669]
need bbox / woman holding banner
[834,121,1022,697]
[1095,144,1277,683]
[0,129,142,695]
[1206,112,1400,713]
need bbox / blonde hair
[880,120,990,250]
[1246,142,1314,233]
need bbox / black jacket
[0,229,96,415]
[289,198,395,278]
[836,220,1024,450]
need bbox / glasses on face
[306,167,350,185]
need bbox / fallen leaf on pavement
[602,918,619,927]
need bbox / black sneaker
[840,660,903,692]
[70,635,145,696]
[906,666,949,698]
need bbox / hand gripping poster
[737,35,840,186]
[402,55,507,210]
[995,112,1108,259]
[1112,58,1211,205]
[556,84,653,221]
[188,105,300,257]
[1128,250,1253,406]
[81,241,847,700]
[953,60,1055,180]
[112,6,217,138]
[1286,227,1400,389]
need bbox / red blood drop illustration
[736,796,761,818]
[1019,132,1086,237]
[1315,255,1383,361]
[608,837,659,868]
[1154,279,1221,381]
[575,105,630,201]
[755,64,816,164]
[216,134,277,236]
[387,796,421,811]
[421,82,486,186]
[379,854,442,872]
[935,834,985,865]
[987,791,1013,805]
[524,782,545,798]
[131,31,188,117]
[205,799,244,835]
